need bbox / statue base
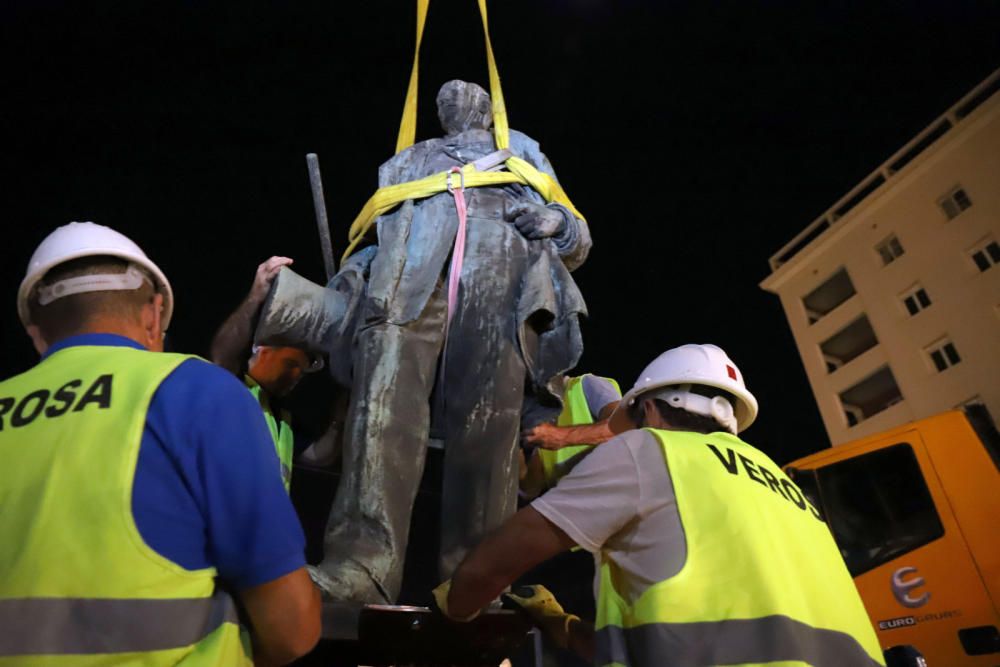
[303,602,534,666]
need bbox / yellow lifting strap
[343,0,585,263]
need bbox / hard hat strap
[36,264,147,306]
[648,385,738,434]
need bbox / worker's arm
[210,256,292,375]
[447,506,577,620]
[240,567,321,666]
[523,400,618,451]
[523,418,614,450]
[449,432,648,662]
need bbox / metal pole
[306,153,336,282]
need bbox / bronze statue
[261,80,591,603]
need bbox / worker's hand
[504,585,579,649]
[249,256,294,304]
[431,580,481,623]
[507,202,566,240]
[523,422,570,450]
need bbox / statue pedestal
[308,602,533,666]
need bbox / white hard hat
[18,221,174,330]
[609,344,758,434]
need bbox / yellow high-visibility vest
[538,375,619,488]
[246,377,294,493]
[0,345,252,666]
[595,428,884,667]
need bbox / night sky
[3,0,999,464]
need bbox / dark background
[3,0,999,465]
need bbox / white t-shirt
[531,429,687,603]
[579,374,621,418]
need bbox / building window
[839,366,904,427]
[875,235,905,266]
[969,238,1000,272]
[820,315,878,373]
[939,186,972,219]
[806,444,944,577]
[900,284,932,316]
[802,268,856,325]
[926,338,961,372]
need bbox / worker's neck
[42,320,153,354]
[642,411,673,431]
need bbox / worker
[0,222,320,665]
[519,373,621,499]
[516,372,621,629]
[211,255,324,492]
[435,343,885,667]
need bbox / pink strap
[436,167,469,404]
[445,167,468,329]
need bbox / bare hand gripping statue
[309,80,591,603]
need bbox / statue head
[436,80,492,135]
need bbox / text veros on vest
[707,443,824,522]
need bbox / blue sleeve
[581,375,622,420]
[135,359,306,589]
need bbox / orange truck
[785,406,1000,665]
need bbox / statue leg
[436,228,526,581]
[315,286,447,603]
[437,321,524,581]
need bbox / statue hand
[250,256,294,304]
[507,202,566,240]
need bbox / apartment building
[761,69,1000,446]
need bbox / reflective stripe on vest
[246,378,294,492]
[538,375,620,488]
[595,615,883,667]
[0,591,237,655]
[594,428,884,667]
[0,346,252,665]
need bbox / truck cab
[785,406,1000,665]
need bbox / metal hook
[446,166,465,194]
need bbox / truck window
[814,443,944,576]
[965,403,1000,472]
[786,467,824,521]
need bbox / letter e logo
[891,566,930,608]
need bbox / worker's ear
[25,324,49,356]
[141,293,165,352]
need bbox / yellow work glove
[504,585,580,649]
[431,579,481,623]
